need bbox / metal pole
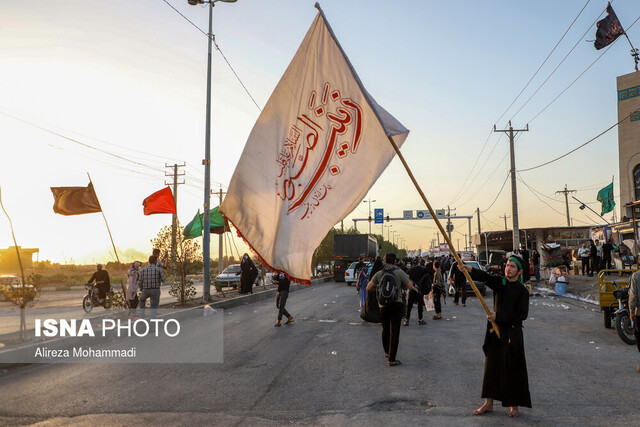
[468,218,472,252]
[508,125,520,249]
[202,2,214,301]
[171,165,178,263]
[564,185,570,226]
[219,187,224,278]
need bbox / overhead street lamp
[188,0,238,301]
[362,198,376,234]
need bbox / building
[473,226,592,262]
[616,70,640,208]
[0,246,39,271]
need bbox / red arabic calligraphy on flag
[221,9,409,282]
[276,83,363,219]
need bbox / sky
[0,0,638,265]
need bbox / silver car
[215,264,242,288]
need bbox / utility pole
[218,187,226,275]
[500,213,510,230]
[446,205,456,244]
[555,184,576,226]
[494,121,529,249]
[477,207,481,235]
[165,163,185,263]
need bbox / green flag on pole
[183,210,203,239]
[183,207,229,240]
[596,182,615,215]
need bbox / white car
[345,261,370,286]
[215,264,242,289]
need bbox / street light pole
[188,0,237,301]
[363,198,376,234]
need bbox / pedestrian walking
[405,260,427,325]
[366,253,417,366]
[602,240,615,270]
[126,261,142,308]
[520,245,530,283]
[137,255,165,312]
[531,249,541,282]
[458,254,532,418]
[356,266,369,309]
[432,260,444,320]
[589,239,598,276]
[239,253,258,294]
[595,239,603,272]
[628,263,640,369]
[273,272,294,327]
[578,243,590,276]
[451,260,467,307]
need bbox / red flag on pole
[143,187,176,215]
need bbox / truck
[333,234,378,282]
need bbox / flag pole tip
[315,2,321,11]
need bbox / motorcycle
[611,281,636,345]
[82,281,113,313]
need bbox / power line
[527,13,640,125]
[1,109,167,173]
[518,107,640,172]
[449,1,595,204]
[517,174,567,218]
[480,171,511,213]
[508,2,605,122]
[161,0,262,112]
[503,0,594,123]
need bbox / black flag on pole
[594,3,624,50]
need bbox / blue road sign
[374,208,384,224]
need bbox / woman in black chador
[458,254,532,418]
[239,253,258,294]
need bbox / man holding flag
[458,254,531,418]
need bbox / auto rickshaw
[598,269,639,328]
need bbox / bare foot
[473,403,493,415]
[508,407,520,418]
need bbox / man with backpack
[366,252,417,366]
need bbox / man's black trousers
[406,291,424,320]
[380,302,403,363]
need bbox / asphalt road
[0,280,639,426]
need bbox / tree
[152,225,202,305]
[312,228,339,276]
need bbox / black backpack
[418,273,432,295]
[377,268,398,305]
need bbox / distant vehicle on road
[215,264,242,289]
[447,260,487,296]
[333,234,377,282]
[344,261,370,286]
[0,274,37,302]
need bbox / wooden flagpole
[314,2,500,337]
[383,136,500,337]
[87,173,127,301]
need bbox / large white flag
[221,8,409,283]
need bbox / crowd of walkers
[357,250,531,418]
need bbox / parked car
[447,261,487,296]
[345,261,370,286]
[214,264,242,289]
[0,274,37,302]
